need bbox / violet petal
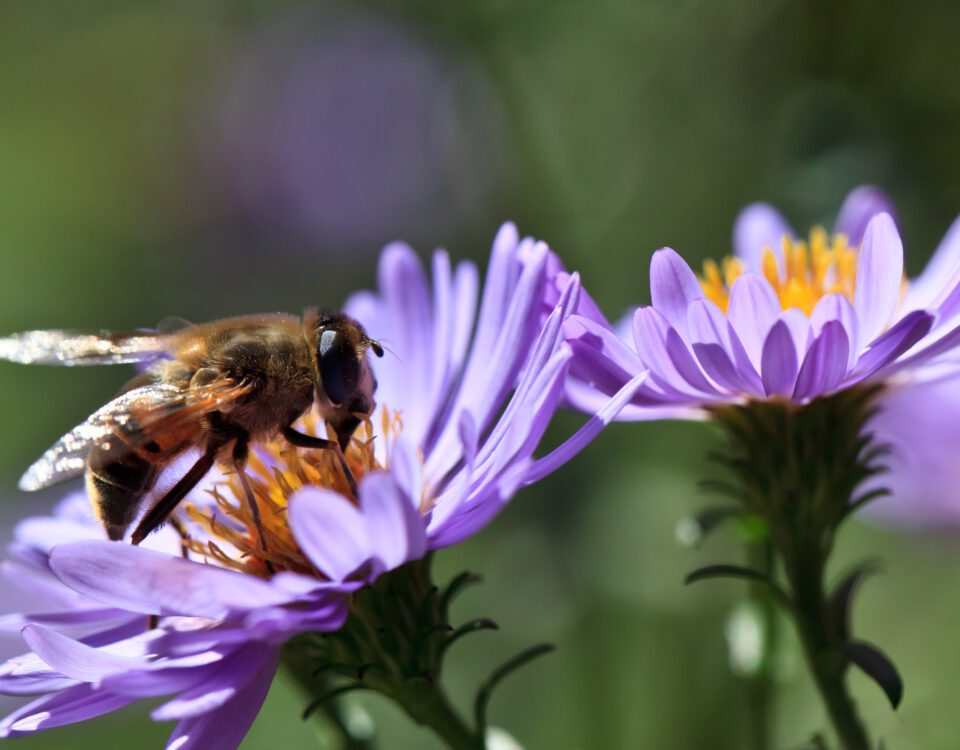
[288,488,371,583]
[834,185,897,246]
[854,213,904,346]
[733,203,792,269]
[727,272,781,369]
[760,320,799,396]
[49,542,292,619]
[649,247,704,336]
[360,472,428,574]
[1,684,135,736]
[810,293,860,368]
[793,322,851,400]
[21,624,146,682]
[853,310,934,381]
[163,648,278,750]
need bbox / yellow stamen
[181,407,408,578]
[701,227,858,316]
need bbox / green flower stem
[382,680,481,750]
[746,538,777,750]
[283,556,500,750]
[283,655,378,750]
[785,548,870,750]
[709,389,886,750]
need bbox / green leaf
[827,561,881,641]
[474,643,555,733]
[843,640,903,709]
[439,618,500,657]
[684,564,792,610]
[302,683,374,720]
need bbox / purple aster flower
[553,186,960,747]
[563,185,960,413]
[0,224,611,748]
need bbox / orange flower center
[701,228,858,316]
[180,407,405,578]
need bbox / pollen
[180,408,405,578]
[701,228,858,316]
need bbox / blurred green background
[1,1,960,748]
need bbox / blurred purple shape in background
[201,8,504,254]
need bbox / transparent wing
[0,329,173,366]
[18,379,253,491]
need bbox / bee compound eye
[318,329,360,405]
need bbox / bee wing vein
[18,384,186,491]
[0,330,172,366]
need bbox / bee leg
[231,439,274,574]
[130,443,220,546]
[168,516,191,559]
[282,426,358,497]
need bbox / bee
[0,310,383,548]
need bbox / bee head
[306,309,383,450]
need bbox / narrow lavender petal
[20,624,147,682]
[360,473,428,575]
[852,310,934,381]
[469,348,571,482]
[49,542,294,618]
[865,376,960,527]
[0,650,81,695]
[760,320,799,396]
[727,273,781,368]
[288,487,371,583]
[833,185,897,246]
[0,672,79,695]
[427,343,574,545]
[779,308,813,362]
[471,223,521,358]
[526,372,650,485]
[389,436,425,505]
[904,214,960,313]
[633,307,717,396]
[13,491,180,559]
[733,203,792,270]
[649,247,704,336]
[151,645,277,721]
[793,322,851,400]
[424,488,507,550]
[663,326,721,396]
[687,299,763,394]
[424,239,548,482]
[564,375,703,420]
[810,293,860,368]
[163,648,279,750]
[376,242,437,443]
[101,652,226,698]
[930,267,960,324]
[0,608,128,635]
[565,315,645,376]
[691,343,754,395]
[854,213,904,345]
[879,317,960,376]
[509,275,581,403]
[563,318,656,405]
[430,348,571,532]
[449,260,480,374]
[1,684,135,736]
[427,252,479,431]
[14,516,102,553]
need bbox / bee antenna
[371,338,401,364]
